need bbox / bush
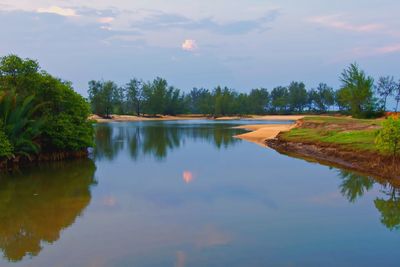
[0,91,43,156]
[0,55,94,154]
[0,124,13,158]
[375,115,400,157]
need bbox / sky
[0,0,399,103]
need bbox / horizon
[0,0,399,108]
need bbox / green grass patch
[281,116,383,153]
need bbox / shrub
[0,91,43,156]
[0,123,13,158]
[375,115,400,158]
[0,55,94,154]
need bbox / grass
[281,116,383,153]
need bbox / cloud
[376,43,400,54]
[130,9,280,35]
[308,15,384,33]
[37,6,78,17]
[182,39,197,51]
[97,17,114,24]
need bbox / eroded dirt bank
[266,138,400,180]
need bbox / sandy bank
[90,114,305,123]
[233,124,296,146]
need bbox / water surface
[1,120,399,267]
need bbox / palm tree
[0,90,44,157]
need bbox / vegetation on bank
[88,63,400,119]
[280,115,400,158]
[0,55,93,166]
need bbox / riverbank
[264,116,400,180]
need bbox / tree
[395,80,400,112]
[88,80,118,118]
[0,90,44,156]
[270,86,289,113]
[247,88,269,114]
[317,83,335,111]
[375,115,400,160]
[288,81,307,112]
[0,55,41,97]
[0,55,94,155]
[142,77,168,116]
[165,86,185,115]
[339,63,375,118]
[125,79,144,116]
[187,88,213,115]
[376,76,396,111]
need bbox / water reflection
[375,186,400,230]
[94,122,243,161]
[338,170,375,203]
[338,170,400,230]
[0,160,97,262]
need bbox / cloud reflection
[175,250,186,267]
[183,171,194,184]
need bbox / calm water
[0,120,399,267]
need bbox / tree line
[88,63,400,119]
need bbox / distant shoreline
[89,114,305,123]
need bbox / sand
[233,123,297,146]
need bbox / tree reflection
[94,124,125,161]
[0,159,97,262]
[338,170,374,202]
[375,186,400,230]
[94,123,242,161]
[337,169,400,230]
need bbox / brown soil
[266,138,400,181]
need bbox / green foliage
[88,80,119,117]
[288,81,308,112]
[375,115,400,157]
[308,83,335,112]
[125,79,144,115]
[0,54,94,156]
[0,90,43,156]
[376,76,396,111]
[247,88,269,114]
[187,88,214,115]
[270,86,289,113]
[0,122,13,158]
[339,63,375,118]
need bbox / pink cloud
[181,39,198,51]
[376,44,400,54]
[97,17,114,24]
[37,6,77,17]
[308,15,384,33]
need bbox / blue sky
[1,0,399,102]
